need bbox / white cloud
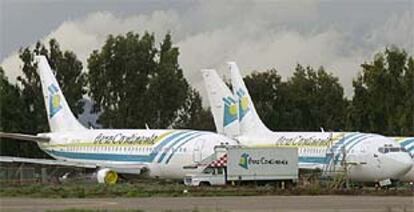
[1,1,413,102]
[1,10,182,82]
[367,11,414,54]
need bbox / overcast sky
[1,0,413,99]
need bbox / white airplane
[0,56,238,184]
[201,62,413,183]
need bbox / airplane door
[362,145,381,169]
[373,150,381,169]
[193,139,205,163]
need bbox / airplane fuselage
[38,129,238,179]
[237,131,413,182]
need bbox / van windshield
[203,168,214,174]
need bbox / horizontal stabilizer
[0,132,50,143]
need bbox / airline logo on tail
[48,84,62,118]
[236,89,250,120]
[222,96,238,127]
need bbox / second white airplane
[202,62,413,183]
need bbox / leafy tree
[173,89,215,131]
[282,65,348,131]
[402,57,414,135]
[0,39,86,157]
[244,65,347,131]
[46,39,87,117]
[146,34,191,128]
[88,32,204,129]
[243,69,282,130]
[0,67,25,132]
[0,67,29,156]
[17,44,49,133]
[88,32,157,128]
[346,74,370,131]
[348,47,414,135]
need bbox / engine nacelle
[97,168,118,184]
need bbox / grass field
[1,179,413,198]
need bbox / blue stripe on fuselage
[407,145,414,154]
[164,133,205,164]
[333,134,369,164]
[157,131,199,163]
[330,133,359,150]
[345,135,373,152]
[46,150,154,162]
[47,130,193,163]
[299,156,327,164]
[332,133,366,152]
[400,139,414,147]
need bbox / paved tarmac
[1,195,413,212]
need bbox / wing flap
[0,156,147,174]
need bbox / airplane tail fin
[35,56,86,132]
[201,69,239,138]
[228,62,272,135]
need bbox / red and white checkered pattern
[209,154,227,167]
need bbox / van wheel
[199,182,211,187]
[285,180,294,190]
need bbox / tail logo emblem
[236,89,250,120]
[222,96,238,127]
[48,84,62,118]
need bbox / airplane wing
[0,132,147,174]
[0,132,50,143]
[0,156,147,174]
[0,156,96,168]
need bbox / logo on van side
[238,152,288,170]
[239,153,249,169]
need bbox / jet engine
[96,168,118,184]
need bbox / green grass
[46,209,223,212]
[1,180,413,198]
[46,210,146,212]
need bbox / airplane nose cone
[389,153,413,177]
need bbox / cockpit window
[378,147,389,153]
[390,147,400,152]
[378,146,407,154]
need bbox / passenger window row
[298,148,326,154]
[58,146,187,153]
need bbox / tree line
[245,51,413,135]
[0,31,413,157]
